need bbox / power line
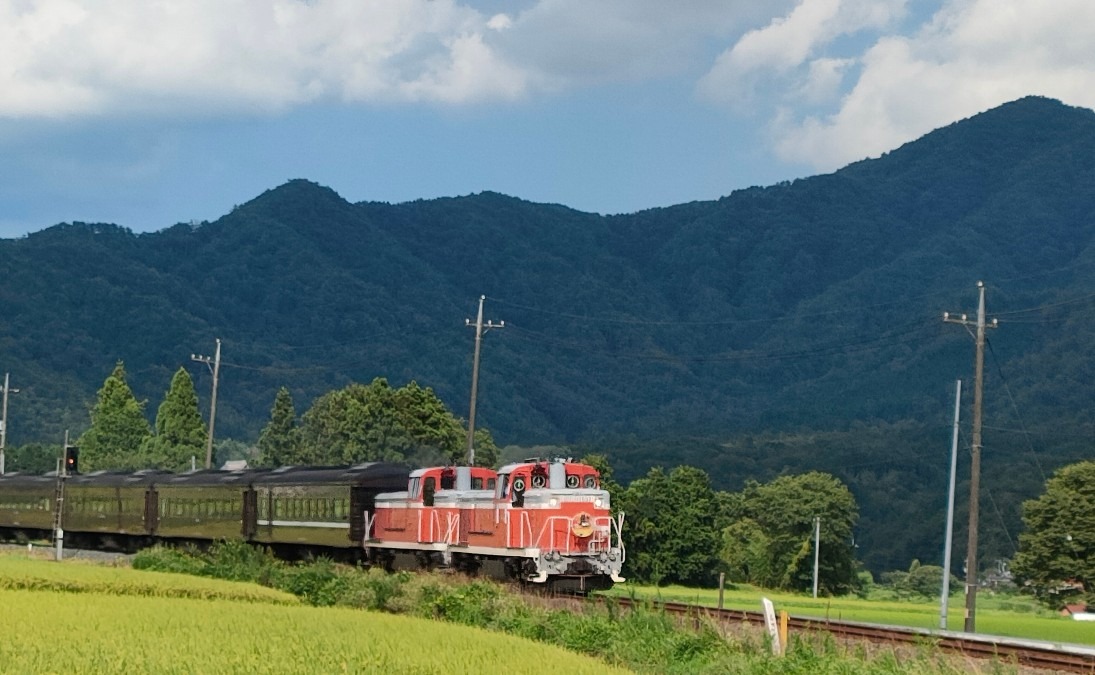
[985,336,1047,483]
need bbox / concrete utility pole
[0,373,19,475]
[191,338,222,469]
[943,281,997,632]
[941,379,962,630]
[465,296,503,466]
[812,516,821,599]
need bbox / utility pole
[465,296,503,466]
[191,338,222,470]
[941,379,962,630]
[943,281,997,632]
[0,373,19,475]
[812,516,821,599]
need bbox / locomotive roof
[496,459,596,474]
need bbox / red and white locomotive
[365,458,625,592]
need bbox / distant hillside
[3,95,1095,572]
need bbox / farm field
[612,583,1095,646]
[0,554,623,674]
[0,588,626,674]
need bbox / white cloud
[772,0,1095,169]
[697,0,906,104]
[0,0,527,117]
[0,0,794,118]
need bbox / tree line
[9,362,497,473]
[595,459,862,594]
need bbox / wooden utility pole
[943,281,997,632]
[465,296,503,466]
[191,338,222,469]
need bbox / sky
[4,0,1095,238]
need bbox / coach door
[144,489,159,536]
[242,489,258,539]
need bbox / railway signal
[64,444,79,475]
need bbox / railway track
[608,597,1095,673]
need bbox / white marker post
[762,597,782,655]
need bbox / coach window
[472,477,482,489]
[497,475,509,499]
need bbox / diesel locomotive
[0,457,625,591]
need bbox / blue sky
[2,0,1094,238]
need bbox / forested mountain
[3,95,1095,573]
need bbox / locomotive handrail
[443,513,459,544]
[507,509,533,548]
[363,510,376,544]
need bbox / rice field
[0,554,625,674]
[0,589,626,674]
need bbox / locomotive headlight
[549,497,558,507]
[593,498,603,508]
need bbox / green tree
[618,465,721,586]
[299,379,411,464]
[1012,461,1095,607]
[722,471,860,595]
[721,517,772,586]
[4,443,59,474]
[257,387,301,467]
[391,381,465,462]
[78,362,151,471]
[297,378,471,465]
[141,367,207,471]
[471,428,499,468]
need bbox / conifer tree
[78,361,151,471]
[258,387,301,467]
[142,367,207,471]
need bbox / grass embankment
[614,583,1095,645]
